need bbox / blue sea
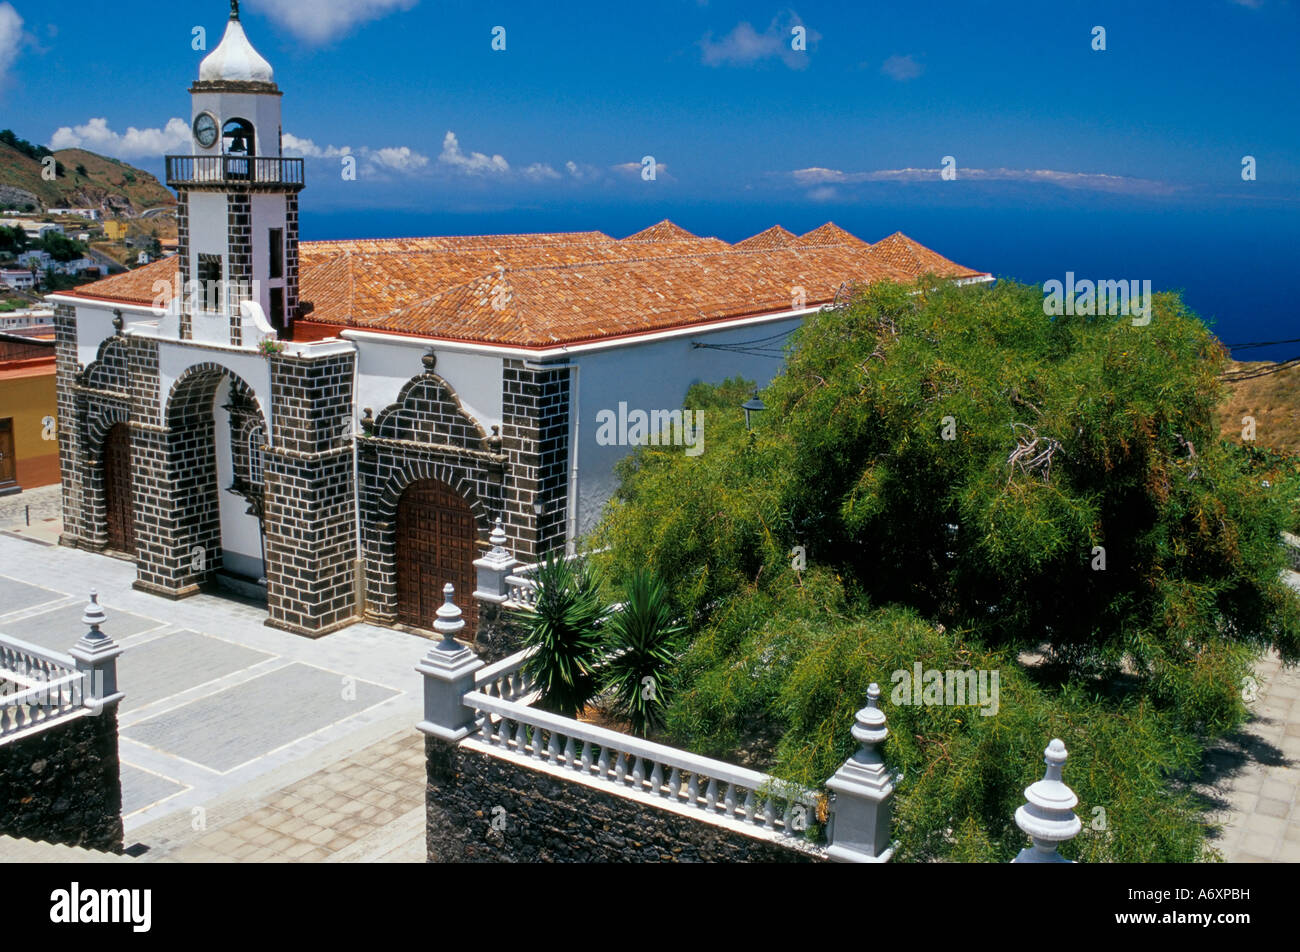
[301,196,1299,363]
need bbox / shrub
[600,570,685,735]
[513,552,607,717]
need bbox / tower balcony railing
[165,154,305,187]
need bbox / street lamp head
[742,389,767,430]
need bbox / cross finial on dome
[230,0,240,21]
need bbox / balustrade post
[67,590,124,713]
[415,583,485,742]
[825,683,895,862]
[473,517,519,604]
[1012,738,1081,863]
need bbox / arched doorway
[395,479,479,633]
[103,423,135,555]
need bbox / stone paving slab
[125,663,400,773]
[0,575,66,615]
[117,630,273,714]
[0,601,163,651]
[120,763,189,817]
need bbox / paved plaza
[0,528,429,862]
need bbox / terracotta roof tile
[863,232,988,281]
[58,223,987,348]
[792,222,871,248]
[621,220,701,242]
[733,225,797,251]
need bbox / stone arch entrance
[102,422,135,555]
[133,362,267,599]
[395,479,479,633]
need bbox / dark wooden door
[395,479,478,634]
[0,419,15,488]
[103,423,136,555]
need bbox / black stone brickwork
[501,359,570,562]
[263,349,358,635]
[0,706,125,853]
[425,736,824,863]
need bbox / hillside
[1218,359,1300,456]
[0,139,174,216]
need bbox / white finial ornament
[1013,738,1082,863]
[433,583,465,651]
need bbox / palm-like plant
[601,570,684,736]
[513,551,606,717]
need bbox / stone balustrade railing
[0,636,79,689]
[0,670,85,738]
[473,646,538,703]
[0,591,124,744]
[464,689,821,846]
[503,573,539,609]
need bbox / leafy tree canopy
[590,278,1300,860]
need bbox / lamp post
[742,389,767,430]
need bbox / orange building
[0,329,58,493]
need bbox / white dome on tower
[199,14,274,84]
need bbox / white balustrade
[473,646,539,703]
[464,689,818,843]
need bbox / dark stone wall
[425,737,825,863]
[263,349,358,635]
[0,707,124,853]
[472,603,528,663]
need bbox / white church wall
[72,302,122,369]
[212,376,266,578]
[571,314,804,538]
[354,338,503,433]
[155,343,273,434]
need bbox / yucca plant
[513,551,607,717]
[601,569,685,736]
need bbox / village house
[45,5,989,639]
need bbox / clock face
[193,113,218,148]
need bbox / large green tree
[591,277,1300,860]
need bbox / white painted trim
[339,305,826,361]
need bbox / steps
[0,834,137,863]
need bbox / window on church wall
[248,425,265,485]
[269,228,283,279]
[197,254,222,312]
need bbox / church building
[47,5,989,638]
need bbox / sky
[2,0,1297,353]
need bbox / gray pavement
[0,532,427,851]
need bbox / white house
[1,269,36,290]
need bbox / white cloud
[790,165,1181,196]
[881,54,923,81]
[283,134,428,174]
[253,0,418,45]
[438,131,509,175]
[700,13,820,69]
[368,145,428,172]
[0,3,25,87]
[520,162,560,181]
[610,161,671,181]
[281,133,350,158]
[48,117,191,158]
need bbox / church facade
[48,7,989,638]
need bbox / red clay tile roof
[58,222,988,348]
[792,222,871,248]
[864,232,985,281]
[621,220,700,242]
[733,225,798,251]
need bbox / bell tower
[168,0,303,345]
